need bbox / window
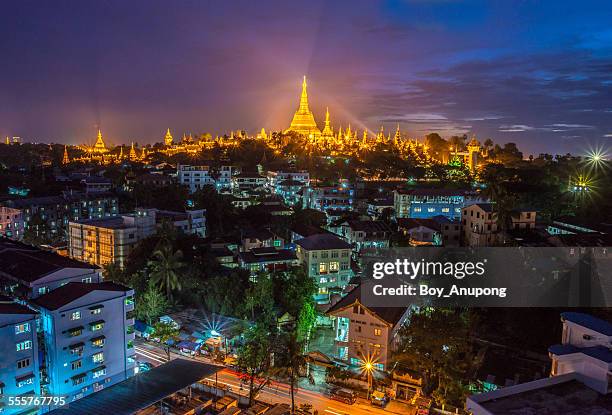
[17,358,31,369]
[81,277,92,283]
[71,360,82,370]
[70,311,81,321]
[352,304,359,314]
[91,337,105,348]
[374,328,382,336]
[16,340,32,352]
[72,375,86,386]
[91,307,102,315]
[318,263,327,274]
[413,207,422,212]
[319,277,328,284]
[441,208,450,213]
[92,352,104,364]
[15,323,30,335]
[38,286,48,295]
[16,375,34,388]
[329,261,339,272]
[90,320,105,331]
[92,367,106,379]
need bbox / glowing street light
[360,355,377,400]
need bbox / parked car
[330,388,356,404]
[370,390,389,407]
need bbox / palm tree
[102,262,124,283]
[148,245,185,301]
[273,330,306,413]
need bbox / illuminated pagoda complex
[93,129,109,154]
[285,76,321,138]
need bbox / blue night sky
[1,0,611,155]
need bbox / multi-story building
[33,282,136,402]
[0,206,25,239]
[238,248,299,278]
[1,192,119,242]
[81,177,113,193]
[295,234,353,303]
[267,170,310,188]
[274,179,305,206]
[366,198,394,220]
[216,165,234,192]
[233,172,267,191]
[326,284,410,371]
[0,298,40,413]
[68,208,156,268]
[155,209,206,237]
[241,229,284,252]
[397,218,443,246]
[177,165,215,193]
[301,182,354,213]
[0,239,101,299]
[467,312,612,414]
[337,220,392,252]
[462,203,536,247]
[393,188,464,220]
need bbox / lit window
[92,367,106,379]
[70,311,81,321]
[16,340,32,352]
[92,352,104,364]
[413,207,421,212]
[90,321,105,331]
[71,360,82,370]
[329,262,339,272]
[374,328,382,336]
[319,263,327,274]
[15,323,30,335]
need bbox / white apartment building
[326,284,410,371]
[267,170,310,188]
[33,282,136,402]
[0,299,40,413]
[177,165,215,193]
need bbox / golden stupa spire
[321,107,333,138]
[285,75,321,138]
[394,123,402,143]
[93,129,108,153]
[129,142,137,160]
[164,128,173,146]
[62,145,70,164]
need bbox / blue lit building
[33,282,136,402]
[0,298,40,415]
[393,188,465,220]
[301,181,354,213]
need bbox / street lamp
[361,358,375,401]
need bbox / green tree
[102,262,125,283]
[136,282,168,325]
[148,245,185,301]
[394,308,475,408]
[152,321,179,362]
[237,323,273,406]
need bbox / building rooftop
[326,283,407,326]
[239,249,297,264]
[73,216,130,229]
[470,375,612,415]
[290,223,329,238]
[47,358,221,415]
[396,188,465,196]
[0,239,98,283]
[344,220,392,234]
[549,344,612,363]
[295,233,352,251]
[0,298,36,315]
[561,312,612,336]
[397,218,441,231]
[33,282,131,310]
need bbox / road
[134,339,412,415]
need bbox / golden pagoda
[285,76,321,138]
[62,145,70,164]
[164,128,173,146]
[129,142,137,160]
[93,129,108,154]
[321,107,334,138]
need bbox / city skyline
[1,1,612,155]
